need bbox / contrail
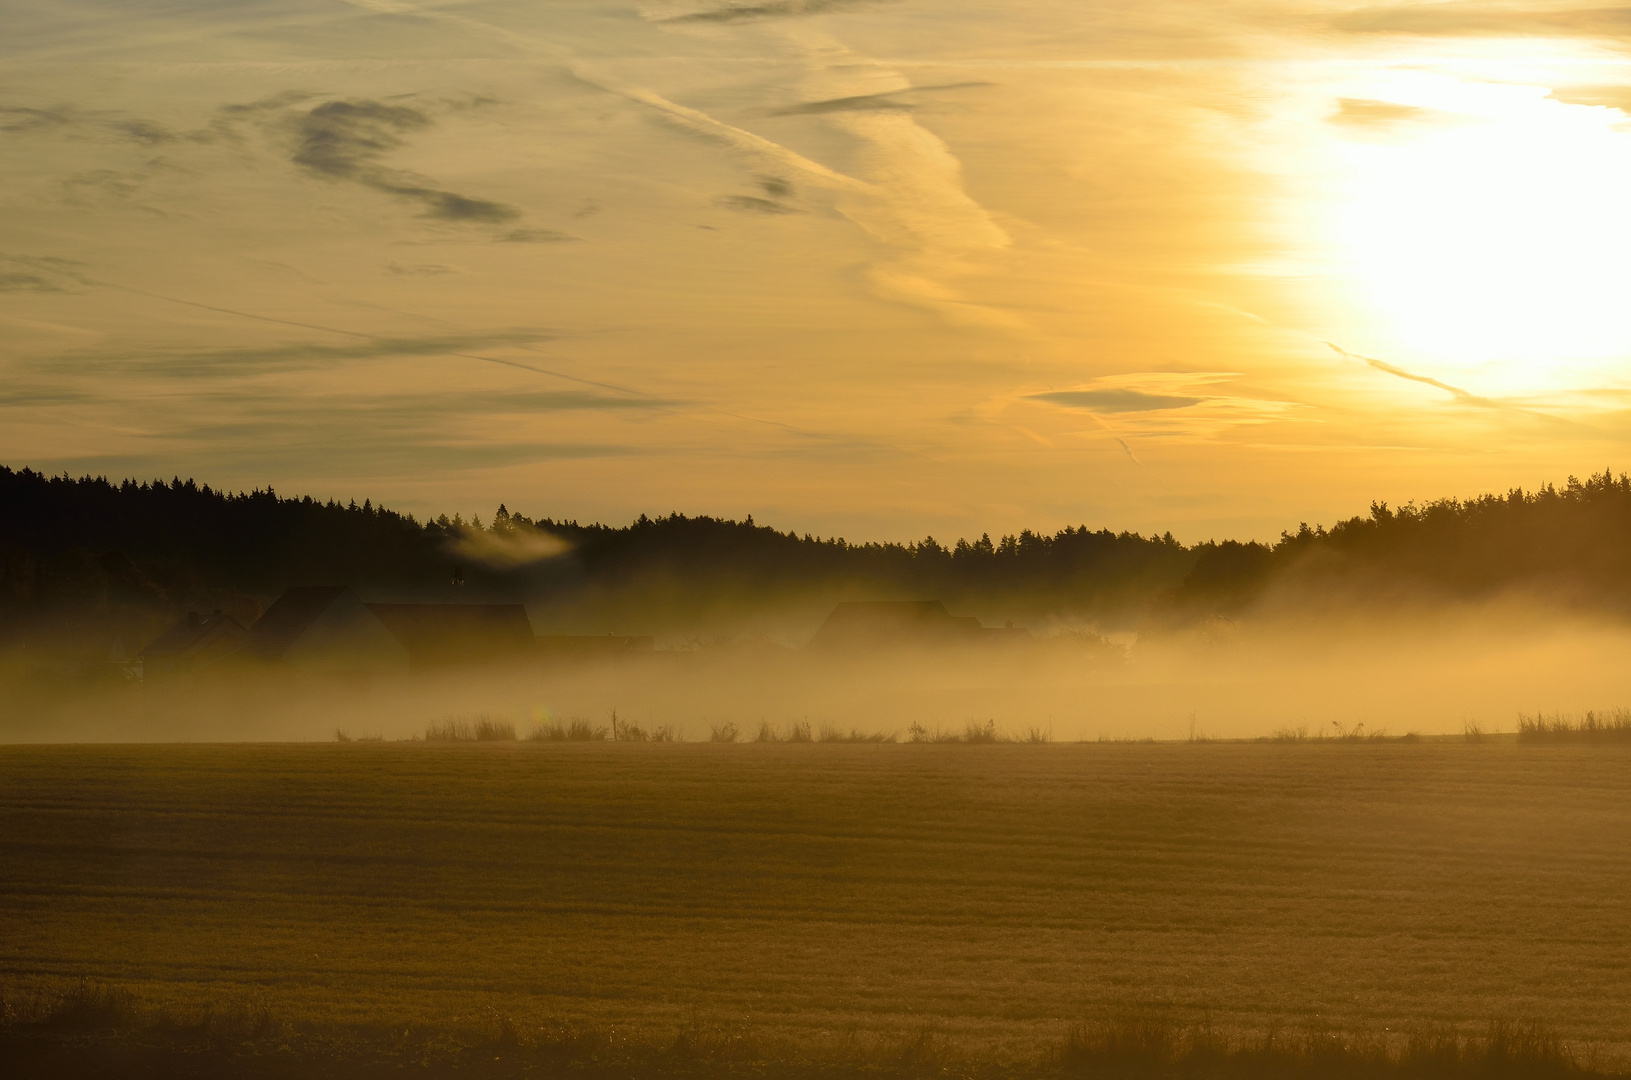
[88,278,649,397]
[1324,342,1498,407]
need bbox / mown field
[2,741,1630,1066]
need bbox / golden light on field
[1330,71,1631,392]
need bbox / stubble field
[2,740,1629,1065]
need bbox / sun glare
[1333,75,1631,392]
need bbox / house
[138,610,249,681]
[808,600,1028,649]
[366,603,536,670]
[808,600,984,648]
[244,586,407,680]
[536,633,655,664]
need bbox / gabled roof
[247,585,350,660]
[140,612,247,660]
[810,600,985,646]
[366,603,535,665]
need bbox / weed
[527,718,608,741]
[426,716,518,742]
[1518,709,1631,744]
[709,722,739,743]
[963,719,999,743]
[612,711,649,742]
[816,726,896,743]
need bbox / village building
[243,585,408,681]
[138,610,249,681]
[366,602,535,671]
[536,633,656,664]
[808,600,1028,649]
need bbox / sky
[4,0,1631,543]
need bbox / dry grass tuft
[528,718,608,741]
[425,716,516,742]
[611,711,677,742]
[1518,710,1631,744]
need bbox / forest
[5,464,1631,659]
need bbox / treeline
[5,465,1631,652]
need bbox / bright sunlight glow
[1334,75,1631,392]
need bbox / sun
[1332,75,1631,393]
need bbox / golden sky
[5,0,1631,541]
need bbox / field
[3,741,1631,1073]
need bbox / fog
[6,596,1631,744]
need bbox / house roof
[246,585,350,660]
[140,612,247,660]
[810,600,985,646]
[366,603,535,664]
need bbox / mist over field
[10,0,1631,1074]
[8,465,1631,742]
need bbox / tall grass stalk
[1518,710,1631,744]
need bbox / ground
[2,741,1629,1065]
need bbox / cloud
[657,0,878,24]
[0,383,90,406]
[42,332,562,378]
[1029,388,1205,413]
[0,105,180,145]
[289,99,520,223]
[0,106,73,133]
[1334,4,1631,37]
[1549,86,1631,110]
[447,521,572,568]
[766,82,992,117]
[1329,98,1439,127]
[0,272,62,292]
[499,228,575,242]
[718,194,799,214]
[1324,342,1500,407]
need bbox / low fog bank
[5,598,1631,744]
[11,467,1631,741]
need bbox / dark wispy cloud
[0,105,179,144]
[0,383,90,406]
[499,228,575,243]
[44,439,643,480]
[290,99,519,223]
[0,272,62,292]
[1030,389,1204,413]
[38,332,560,378]
[718,194,798,214]
[1334,4,1631,37]
[658,0,878,23]
[766,82,991,117]
[1329,98,1438,127]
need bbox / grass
[3,742,1631,1070]
[424,715,517,742]
[528,718,608,741]
[611,712,678,742]
[1264,722,1421,743]
[0,984,1610,1080]
[1518,710,1631,744]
